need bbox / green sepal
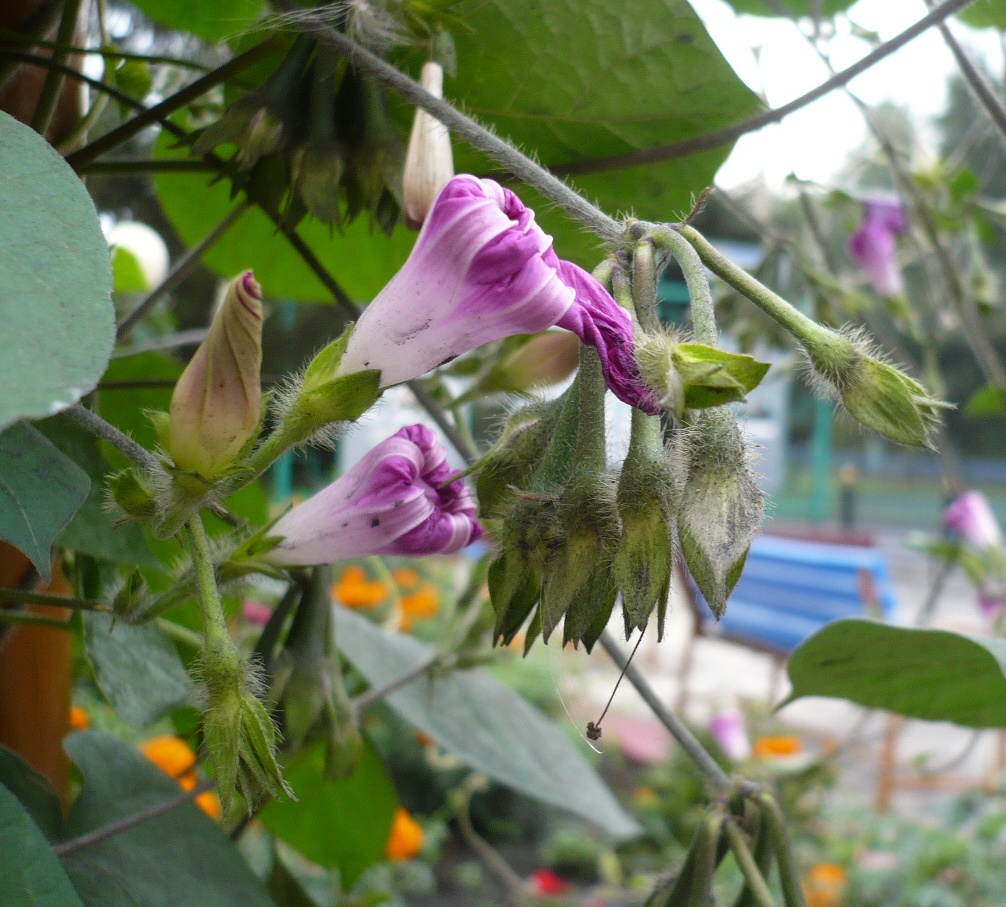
[146,408,172,452]
[109,469,158,520]
[674,343,770,410]
[614,506,673,636]
[562,569,617,652]
[488,551,542,645]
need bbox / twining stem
[269,0,622,243]
[352,653,442,713]
[758,792,807,907]
[30,0,84,136]
[631,240,659,333]
[0,611,71,630]
[0,588,110,612]
[52,780,216,857]
[550,0,977,177]
[65,37,281,170]
[65,403,161,472]
[678,226,857,373]
[116,200,251,342]
[724,818,779,907]
[652,226,717,345]
[598,630,731,795]
[454,777,525,896]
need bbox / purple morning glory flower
[944,491,1003,550]
[847,196,907,297]
[708,708,751,762]
[265,424,481,566]
[336,174,657,413]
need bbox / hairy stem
[550,0,977,176]
[65,403,160,472]
[724,818,779,907]
[0,588,110,612]
[270,0,622,242]
[653,226,717,345]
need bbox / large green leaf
[786,619,1006,728]
[61,731,277,907]
[0,784,84,907]
[154,0,760,300]
[448,0,765,268]
[0,746,65,841]
[129,0,265,41]
[83,612,192,728]
[153,130,415,303]
[336,607,640,840]
[0,113,114,430]
[260,740,398,887]
[957,0,1006,29]
[719,0,854,16]
[0,421,90,578]
[35,415,159,567]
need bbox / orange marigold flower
[753,735,803,759]
[392,567,420,589]
[69,705,90,730]
[140,735,197,779]
[386,807,424,861]
[803,862,847,907]
[401,582,438,618]
[175,770,222,820]
[333,565,389,609]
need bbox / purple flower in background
[242,599,273,626]
[847,197,907,297]
[708,708,751,762]
[265,424,481,566]
[943,491,1003,550]
[336,175,658,414]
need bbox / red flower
[530,869,570,896]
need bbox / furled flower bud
[272,566,361,779]
[848,197,907,297]
[613,410,675,638]
[807,330,946,450]
[403,62,454,229]
[334,175,657,414]
[675,407,764,618]
[264,424,481,566]
[168,271,263,479]
[943,491,1006,626]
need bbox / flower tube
[335,175,657,413]
[848,197,907,297]
[265,424,481,566]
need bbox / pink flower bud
[848,197,907,297]
[944,491,1003,550]
[708,708,751,762]
[265,424,481,566]
[336,175,657,414]
[168,271,263,478]
[403,62,454,230]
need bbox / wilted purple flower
[944,491,1003,550]
[336,175,658,414]
[265,424,481,566]
[708,708,751,762]
[848,197,907,298]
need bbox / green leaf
[153,130,416,303]
[719,0,855,16]
[111,246,150,293]
[957,0,1006,29]
[964,384,1006,418]
[128,0,265,41]
[0,783,84,907]
[785,619,1006,727]
[336,607,640,840]
[0,421,90,579]
[674,343,771,409]
[0,746,65,841]
[61,731,277,907]
[260,740,397,887]
[0,112,114,429]
[35,415,160,567]
[448,0,764,269]
[83,613,192,728]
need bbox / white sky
[691,0,1006,188]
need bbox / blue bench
[684,534,897,659]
